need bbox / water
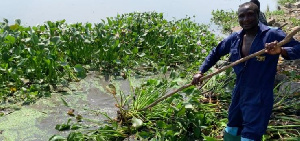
[1,0,278,26]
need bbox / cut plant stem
[139,26,300,111]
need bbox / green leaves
[15,19,21,25]
[55,119,72,131]
[50,36,60,44]
[211,9,238,34]
[4,35,15,44]
[61,98,69,107]
[204,136,218,141]
[73,64,86,79]
[49,135,66,141]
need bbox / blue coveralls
[199,22,300,141]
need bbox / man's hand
[265,41,282,55]
[192,72,204,85]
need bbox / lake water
[1,0,278,27]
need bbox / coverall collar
[236,22,270,38]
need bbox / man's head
[238,2,259,31]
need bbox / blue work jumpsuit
[199,22,300,140]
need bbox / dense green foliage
[0,12,217,104]
[211,10,238,34]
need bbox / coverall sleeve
[199,35,233,73]
[283,39,300,60]
[273,29,300,60]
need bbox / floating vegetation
[0,12,217,104]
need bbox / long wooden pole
[139,26,300,111]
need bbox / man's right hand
[192,72,204,85]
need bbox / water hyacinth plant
[0,12,217,104]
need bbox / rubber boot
[241,137,255,141]
[223,131,241,141]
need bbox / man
[250,0,268,25]
[192,2,300,141]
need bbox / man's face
[238,4,259,30]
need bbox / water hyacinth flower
[196,40,201,46]
[201,49,206,53]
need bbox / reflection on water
[1,0,278,26]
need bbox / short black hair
[250,0,260,10]
[239,2,260,15]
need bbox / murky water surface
[0,72,127,140]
